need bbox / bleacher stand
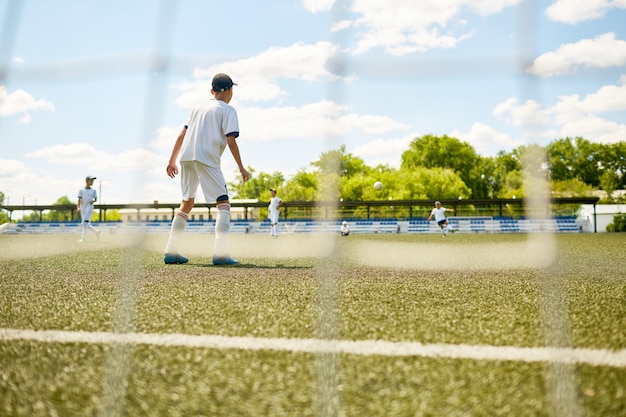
[1,216,583,235]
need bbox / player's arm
[77,197,82,212]
[446,208,455,213]
[226,134,249,181]
[166,127,186,178]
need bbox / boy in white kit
[77,175,100,242]
[427,200,456,236]
[163,73,249,265]
[268,188,283,238]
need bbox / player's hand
[240,167,250,182]
[167,163,179,178]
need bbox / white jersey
[179,98,239,167]
[268,196,282,222]
[78,187,97,220]
[430,207,448,222]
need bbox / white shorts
[269,210,279,224]
[81,208,93,222]
[180,160,229,203]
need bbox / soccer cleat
[77,238,86,243]
[164,253,189,264]
[212,255,240,265]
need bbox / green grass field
[1,233,625,416]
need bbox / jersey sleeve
[223,106,240,138]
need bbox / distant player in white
[77,175,100,242]
[340,221,350,236]
[268,188,283,238]
[427,201,455,236]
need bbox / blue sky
[1,0,625,209]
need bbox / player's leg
[164,198,193,263]
[164,162,197,264]
[87,222,101,241]
[214,197,234,261]
[198,164,239,265]
[79,219,88,242]
[270,211,278,237]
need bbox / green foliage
[606,214,626,232]
[0,191,7,224]
[547,137,603,186]
[311,145,372,178]
[551,179,594,198]
[229,167,285,200]
[497,170,524,198]
[401,134,481,194]
[49,195,75,221]
[283,170,318,201]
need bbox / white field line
[1,328,625,368]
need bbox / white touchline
[1,328,625,368]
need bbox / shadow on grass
[194,263,314,270]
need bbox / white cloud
[352,134,415,168]
[0,86,54,119]
[556,76,626,115]
[344,0,522,55]
[148,126,183,150]
[527,33,626,77]
[302,0,335,13]
[558,115,626,143]
[550,77,626,142]
[26,143,164,175]
[493,77,626,145]
[546,0,626,24]
[178,42,341,106]
[493,98,550,126]
[451,122,522,155]
[331,20,352,32]
[239,100,410,141]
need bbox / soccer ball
[373,181,383,190]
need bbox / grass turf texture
[0,233,625,416]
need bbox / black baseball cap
[212,73,237,92]
[86,175,96,181]
[269,188,276,192]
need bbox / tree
[228,167,285,200]
[283,170,318,201]
[0,191,7,224]
[401,134,481,196]
[606,214,626,232]
[546,137,602,186]
[311,145,372,178]
[49,196,75,222]
[599,141,626,196]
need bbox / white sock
[82,222,88,239]
[164,211,188,254]
[214,205,230,257]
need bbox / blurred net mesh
[0,0,580,416]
